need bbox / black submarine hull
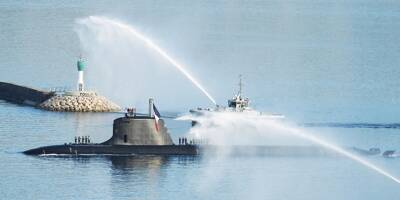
[24,144,377,157]
[23,144,383,157]
[23,144,199,155]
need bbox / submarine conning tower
[102,98,174,145]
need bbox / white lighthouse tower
[77,57,85,92]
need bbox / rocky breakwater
[39,91,120,112]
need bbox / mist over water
[179,112,400,185]
[75,16,216,111]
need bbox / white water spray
[76,16,216,106]
[181,112,400,185]
[279,122,400,184]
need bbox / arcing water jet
[277,122,400,184]
[76,16,216,106]
[183,112,400,185]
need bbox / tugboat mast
[238,74,242,97]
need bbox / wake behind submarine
[24,98,199,156]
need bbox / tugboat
[189,75,284,126]
[190,75,248,114]
[24,99,198,156]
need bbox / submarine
[23,98,383,157]
[24,99,199,156]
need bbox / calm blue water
[1,1,400,199]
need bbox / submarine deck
[23,144,199,155]
[23,144,380,157]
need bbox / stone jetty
[39,91,120,112]
[0,81,121,112]
[0,81,54,106]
